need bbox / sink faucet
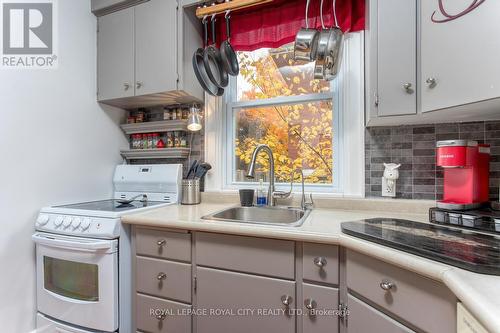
[247,144,314,209]
[247,144,277,206]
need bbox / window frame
[222,71,343,193]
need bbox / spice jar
[163,108,171,120]
[167,132,174,147]
[152,133,159,148]
[142,134,148,149]
[180,132,187,147]
[173,131,180,147]
[182,108,188,120]
[136,108,146,123]
[176,108,183,120]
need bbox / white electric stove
[33,164,182,333]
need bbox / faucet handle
[273,190,292,199]
[304,193,314,209]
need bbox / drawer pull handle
[157,272,167,281]
[313,256,327,268]
[156,313,166,321]
[281,295,293,307]
[304,298,317,310]
[380,280,395,291]
[157,239,166,247]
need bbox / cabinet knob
[313,256,327,268]
[157,239,166,247]
[281,295,293,307]
[304,298,317,310]
[403,83,413,93]
[157,272,167,281]
[426,77,437,88]
[156,313,166,321]
[380,280,395,291]
[136,81,143,89]
[123,83,130,90]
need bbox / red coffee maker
[436,140,490,210]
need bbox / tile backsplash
[365,121,500,200]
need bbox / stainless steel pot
[294,0,319,61]
[314,0,344,80]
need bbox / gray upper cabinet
[366,0,500,126]
[96,0,203,108]
[97,8,135,101]
[134,0,177,96]
[375,0,416,117]
[420,1,500,113]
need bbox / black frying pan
[203,16,229,89]
[220,14,239,76]
[192,18,223,96]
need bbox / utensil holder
[181,179,201,205]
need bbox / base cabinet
[346,295,415,333]
[132,227,460,333]
[196,267,296,333]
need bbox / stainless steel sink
[202,206,311,227]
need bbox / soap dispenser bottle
[256,179,267,206]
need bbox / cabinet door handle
[403,83,413,93]
[123,83,130,90]
[304,298,317,310]
[136,81,143,89]
[426,77,437,88]
[281,295,293,307]
[313,256,327,268]
[157,272,167,281]
[156,313,166,321]
[157,239,166,247]
[380,280,395,291]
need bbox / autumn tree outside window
[225,43,341,190]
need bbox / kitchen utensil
[193,17,223,96]
[186,160,198,179]
[239,189,255,207]
[294,0,319,61]
[181,179,201,205]
[220,12,239,76]
[203,14,229,88]
[116,194,147,205]
[195,162,212,179]
[314,0,344,80]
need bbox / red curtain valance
[215,0,365,51]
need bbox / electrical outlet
[382,177,396,197]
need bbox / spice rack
[120,148,191,160]
[120,119,187,135]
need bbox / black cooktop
[341,218,500,275]
[55,199,165,212]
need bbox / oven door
[33,232,118,332]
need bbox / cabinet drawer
[302,243,339,285]
[347,294,415,333]
[136,228,191,262]
[346,250,456,333]
[136,294,191,333]
[136,256,191,303]
[195,232,295,279]
[302,283,339,333]
[196,267,295,333]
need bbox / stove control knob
[81,218,91,230]
[54,216,64,227]
[72,217,81,229]
[36,214,49,226]
[63,217,73,228]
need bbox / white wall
[0,1,128,332]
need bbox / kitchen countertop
[122,200,500,333]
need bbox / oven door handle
[32,233,114,252]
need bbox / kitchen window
[224,43,341,192]
[205,33,365,197]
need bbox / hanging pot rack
[196,0,273,18]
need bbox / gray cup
[239,189,255,207]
